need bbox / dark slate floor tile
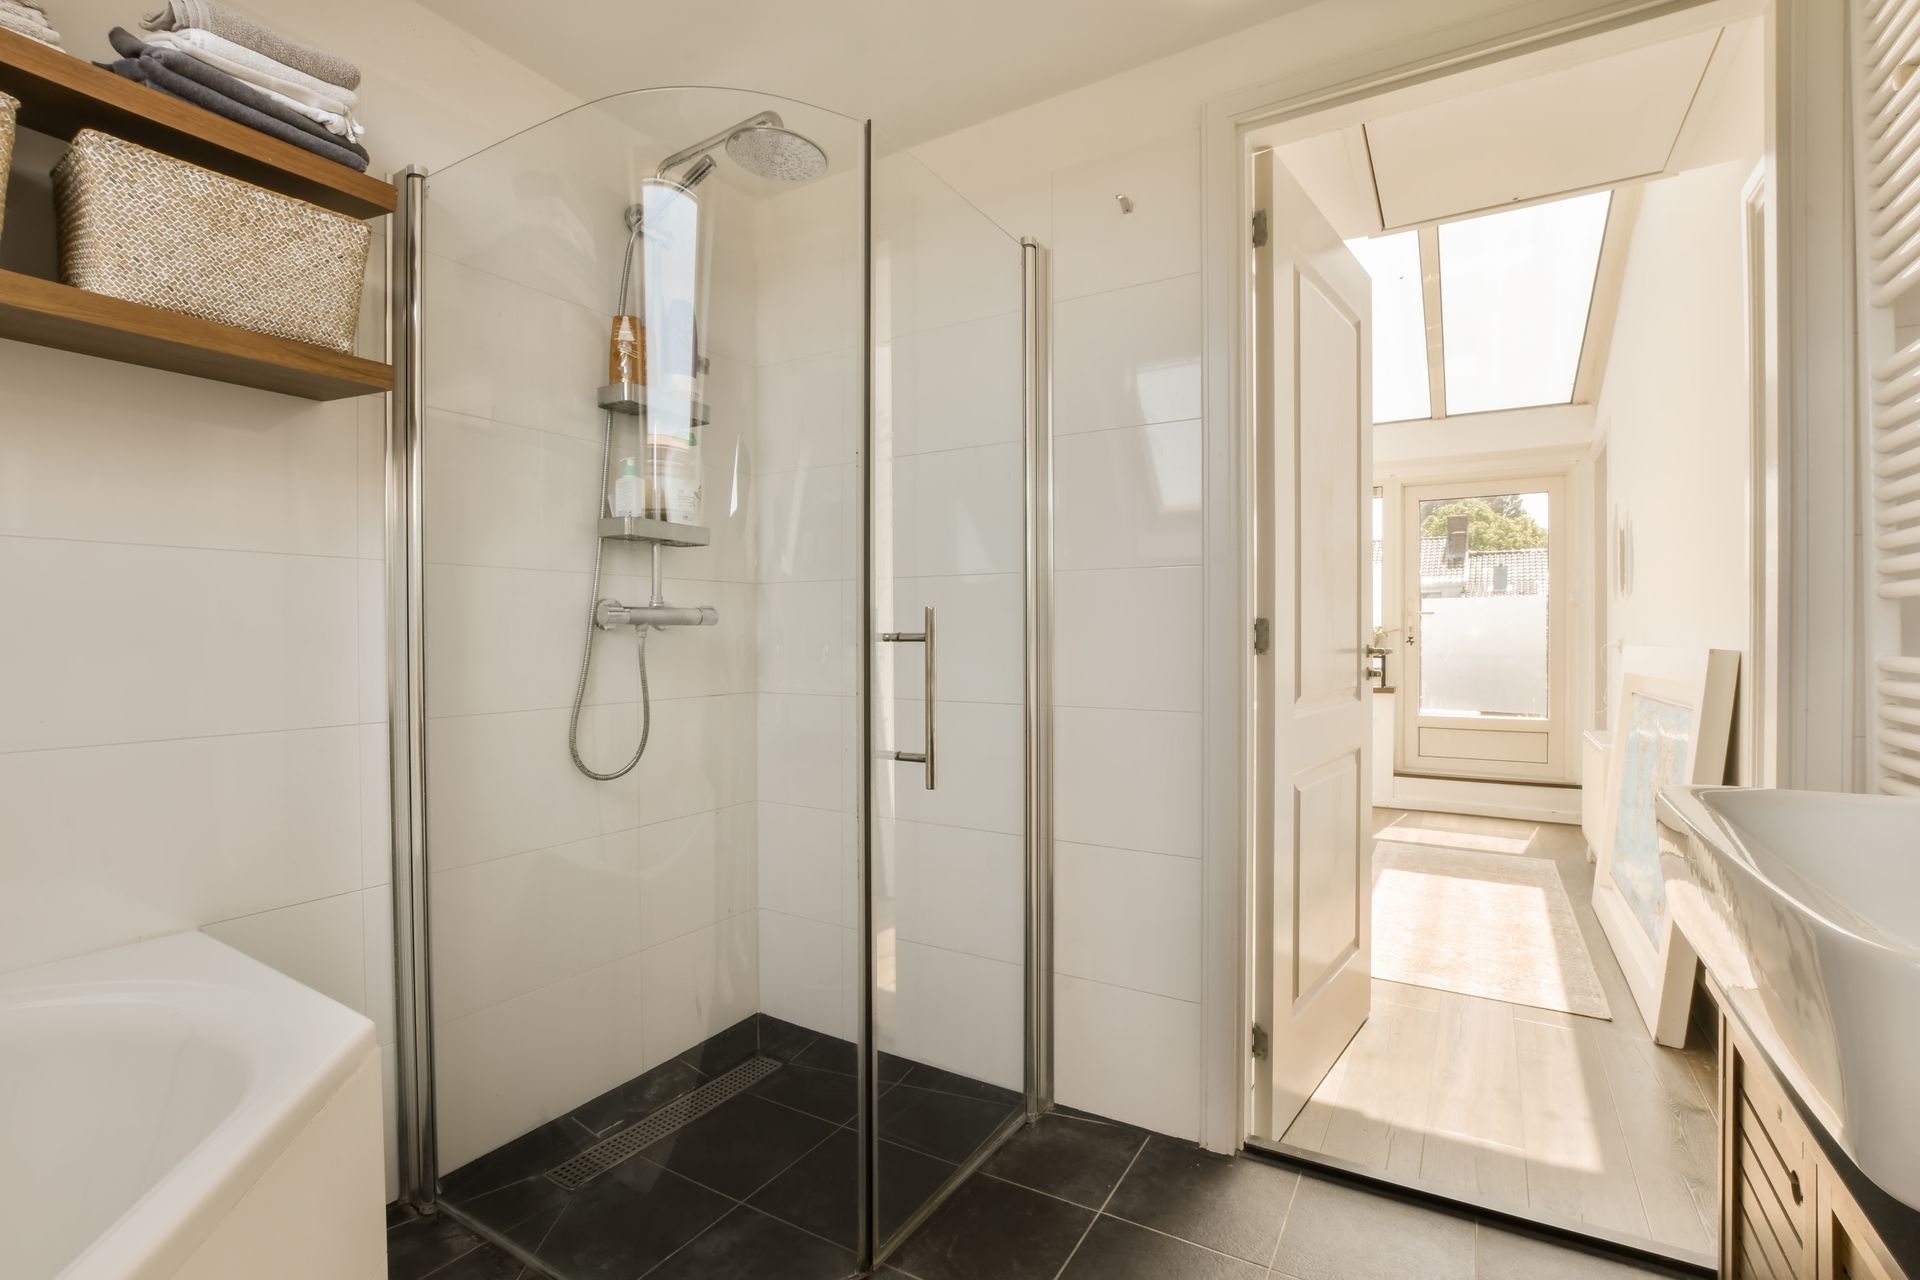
[646,1206,860,1280]
[452,1172,569,1239]
[896,1062,1023,1107]
[748,1127,957,1249]
[750,1061,860,1124]
[1269,1175,1474,1280]
[792,1034,911,1082]
[1477,1225,1685,1279]
[983,1112,1147,1209]
[676,1016,760,1076]
[387,1199,421,1230]
[1103,1136,1296,1264]
[567,1056,706,1136]
[531,1157,731,1279]
[386,1210,490,1280]
[1060,1215,1267,1279]
[439,1117,597,1201]
[425,1241,525,1279]
[881,1084,1020,1164]
[643,1092,837,1199]
[888,1173,1094,1280]
[756,1013,824,1062]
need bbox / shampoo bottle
[611,456,643,518]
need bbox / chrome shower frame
[383,118,1057,1269]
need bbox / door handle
[881,606,936,790]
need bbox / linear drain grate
[546,1056,782,1191]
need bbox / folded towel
[108,28,368,161]
[0,5,60,47]
[103,55,370,172]
[140,0,359,90]
[141,28,362,138]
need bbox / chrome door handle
[881,605,936,790]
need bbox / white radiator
[1858,0,1920,795]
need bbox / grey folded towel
[103,54,370,172]
[139,0,360,90]
[108,27,368,163]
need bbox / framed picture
[1591,646,1739,1046]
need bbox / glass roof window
[1344,189,1612,423]
[1346,230,1429,423]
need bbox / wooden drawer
[1730,1038,1818,1280]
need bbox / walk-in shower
[385,89,1052,1277]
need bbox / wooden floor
[1281,808,1721,1259]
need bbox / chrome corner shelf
[598,516,711,547]
[597,382,711,424]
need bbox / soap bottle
[608,314,645,386]
[611,456,643,518]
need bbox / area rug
[1371,841,1612,1020]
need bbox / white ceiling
[1276,21,1752,238]
[416,0,1319,146]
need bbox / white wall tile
[1051,131,1201,301]
[875,699,1024,836]
[1053,420,1203,571]
[753,464,853,584]
[360,722,393,889]
[1053,273,1203,435]
[640,914,759,1073]
[883,942,1023,1092]
[755,352,854,475]
[645,578,756,699]
[757,910,847,1040]
[894,443,1026,579]
[362,887,396,1046]
[0,538,358,753]
[1055,974,1201,1139]
[1055,707,1202,858]
[1054,567,1203,712]
[876,821,1023,965]
[892,312,1025,458]
[429,831,642,1023]
[1055,842,1202,1001]
[757,692,848,811]
[636,809,729,949]
[421,411,600,573]
[0,346,358,558]
[756,580,853,696]
[357,558,388,726]
[203,891,369,1016]
[878,574,1024,708]
[758,801,850,927]
[634,694,755,827]
[0,727,363,972]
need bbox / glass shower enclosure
[383,87,1046,1277]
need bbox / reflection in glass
[1416,491,1550,717]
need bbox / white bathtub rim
[0,931,376,1280]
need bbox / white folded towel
[141,27,364,138]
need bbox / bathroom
[0,0,1914,1278]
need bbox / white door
[1250,150,1374,1140]
[1397,475,1569,782]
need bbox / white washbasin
[1657,786,1920,1210]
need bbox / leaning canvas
[1592,647,1739,1045]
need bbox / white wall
[0,0,575,1199]
[1594,157,1759,773]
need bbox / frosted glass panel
[1416,490,1550,718]
[1346,231,1429,423]
[1437,191,1609,415]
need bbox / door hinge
[1251,1023,1271,1060]
[1251,209,1269,249]
[1252,616,1271,656]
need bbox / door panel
[1251,149,1374,1141]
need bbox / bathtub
[0,931,387,1280]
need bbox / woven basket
[0,93,18,246]
[52,129,369,352]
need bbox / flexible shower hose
[568,221,654,781]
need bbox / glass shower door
[866,136,1031,1251]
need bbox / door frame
[1395,471,1573,784]
[1196,0,1847,1159]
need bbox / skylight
[1344,189,1612,423]
[1345,231,1429,423]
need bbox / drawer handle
[1789,1170,1804,1205]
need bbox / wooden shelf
[0,27,393,218]
[0,269,393,399]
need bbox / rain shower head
[724,125,828,182]
[653,111,829,185]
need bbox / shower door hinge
[1252,616,1271,656]
[1251,1023,1270,1060]
[1251,209,1269,249]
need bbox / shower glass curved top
[407,86,1034,1276]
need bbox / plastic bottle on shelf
[610,456,643,518]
